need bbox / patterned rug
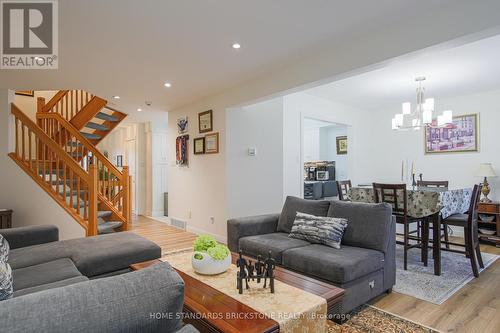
[394,245,499,304]
[327,305,439,333]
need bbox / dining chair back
[337,180,352,201]
[441,184,483,277]
[372,183,407,216]
[373,183,419,270]
[417,180,449,188]
[417,180,450,247]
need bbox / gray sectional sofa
[227,196,396,315]
[0,225,198,333]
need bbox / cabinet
[477,202,500,247]
[0,209,13,229]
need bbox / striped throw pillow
[289,212,348,249]
[0,235,13,300]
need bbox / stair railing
[36,111,130,229]
[9,104,98,236]
[39,90,94,122]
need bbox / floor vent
[170,217,187,231]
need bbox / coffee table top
[131,259,279,333]
[131,252,344,333]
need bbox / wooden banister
[37,112,123,178]
[9,104,98,236]
[12,105,89,181]
[36,111,130,229]
[42,90,68,112]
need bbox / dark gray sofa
[0,225,199,333]
[227,196,396,315]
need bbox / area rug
[327,305,439,333]
[394,245,499,304]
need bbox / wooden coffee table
[131,255,344,333]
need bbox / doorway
[302,117,349,199]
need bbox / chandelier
[392,77,452,131]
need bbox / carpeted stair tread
[98,221,123,234]
[80,132,101,140]
[95,112,118,122]
[85,122,109,131]
[98,211,112,218]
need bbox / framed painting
[198,110,213,133]
[336,136,347,155]
[15,90,34,97]
[205,132,219,154]
[425,114,479,154]
[193,137,205,155]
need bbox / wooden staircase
[9,90,130,236]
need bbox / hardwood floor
[130,215,197,254]
[372,239,500,333]
[130,216,500,333]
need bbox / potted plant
[191,235,231,275]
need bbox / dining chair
[417,180,450,248]
[337,180,352,201]
[441,184,483,277]
[373,183,421,270]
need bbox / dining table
[349,185,472,276]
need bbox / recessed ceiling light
[113,95,120,99]
[164,82,172,88]
[232,43,241,49]
[137,108,142,112]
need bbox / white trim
[186,225,227,244]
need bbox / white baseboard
[186,225,227,245]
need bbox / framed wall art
[425,114,479,154]
[177,116,189,134]
[198,110,213,133]
[15,90,34,97]
[336,136,348,155]
[205,132,219,154]
[194,137,205,155]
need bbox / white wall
[320,125,349,180]
[303,128,320,162]
[226,98,284,218]
[168,14,500,241]
[1,89,85,239]
[353,89,500,200]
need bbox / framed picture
[193,137,205,155]
[177,116,189,134]
[116,155,123,167]
[425,114,479,154]
[336,136,348,155]
[205,132,219,154]
[15,90,34,97]
[198,110,213,133]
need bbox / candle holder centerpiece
[236,250,276,294]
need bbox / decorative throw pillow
[289,212,348,249]
[0,235,12,300]
[0,234,8,262]
[0,261,13,300]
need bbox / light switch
[247,148,256,156]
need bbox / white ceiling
[305,34,500,111]
[0,0,458,118]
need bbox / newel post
[88,162,98,236]
[122,166,130,230]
